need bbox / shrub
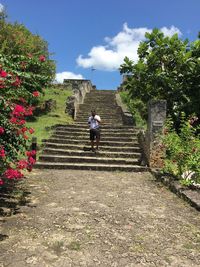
[0,10,55,186]
[162,114,200,185]
[120,91,147,128]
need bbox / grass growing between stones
[26,86,73,146]
[67,241,81,251]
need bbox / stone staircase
[35,90,148,172]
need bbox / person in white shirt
[88,109,101,151]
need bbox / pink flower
[12,104,25,116]
[17,160,28,170]
[10,117,17,124]
[0,70,7,78]
[26,150,36,157]
[12,76,21,87]
[0,127,5,135]
[0,148,5,157]
[0,179,4,185]
[4,169,24,179]
[39,55,46,62]
[28,156,36,165]
[10,117,25,125]
[24,106,33,116]
[32,91,40,97]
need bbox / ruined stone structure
[35,83,148,172]
[138,100,167,168]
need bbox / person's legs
[95,129,100,149]
[90,129,95,151]
[91,140,94,149]
[96,138,100,149]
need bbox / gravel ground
[0,169,200,267]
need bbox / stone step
[35,162,148,172]
[54,130,138,137]
[75,118,122,122]
[39,154,140,165]
[75,120,123,124]
[83,102,116,104]
[79,106,121,109]
[71,121,127,129]
[79,105,119,109]
[43,142,141,153]
[42,148,141,158]
[55,124,138,130]
[76,114,122,118]
[89,90,115,93]
[76,119,123,122]
[51,134,138,142]
[42,138,139,147]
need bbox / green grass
[120,91,147,129]
[26,86,73,146]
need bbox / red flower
[17,160,28,170]
[4,169,24,179]
[21,127,28,133]
[12,104,25,116]
[26,150,36,157]
[10,117,26,125]
[23,134,29,140]
[0,148,5,157]
[12,76,21,87]
[24,106,33,116]
[0,179,4,185]
[10,117,17,124]
[32,91,40,97]
[39,55,46,62]
[0,70,7,78]
[28,156,36,165]
[0,127,5,135]
[29,128,35,134]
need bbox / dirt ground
[0,169,200,267]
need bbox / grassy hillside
[26,86,73,145]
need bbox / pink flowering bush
[0,11,55,187]
[0,53,55,186]
[0,96,36,185]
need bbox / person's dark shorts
[90,128,100,141]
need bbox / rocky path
[0,170,200,267]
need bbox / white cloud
[55,71,84,83]
[160,26,182,37]
[0,3,4,12]
[77,23,182,71]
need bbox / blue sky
[0,0,200,89]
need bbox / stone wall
[138,100,167,168]
[64,79,95,119]
[115,93,134,125]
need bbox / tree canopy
[120,29,200,123]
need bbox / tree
[120,29,200,124]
